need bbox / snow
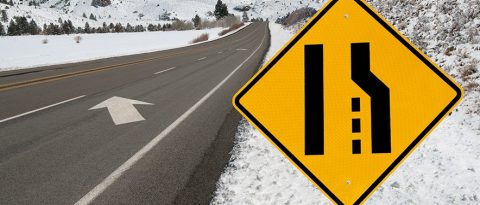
[211,119,329,205]
[212,105,480,204]
[0,27,225,71]
[0,3,110,29]
[1,0,325,29]
[264,22,293,61]
[245,0,326,22]
[212,0,480,204]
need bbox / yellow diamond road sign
[233,0,463,204]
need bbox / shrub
[193,15,241,30]
[217,15,241,28]
[190,33,209,44]
[171,19,194,31]
[233,5,251,12]
[42,38,48,44]
[74,36,82,43]
[91,0,111,7]
[464,82,479,92]
[460,59,479,81]
[275,7,317,26]
[218,22,244,36]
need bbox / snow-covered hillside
[0,0,321,29]
[212,0,480,204]
[40,0,324,21]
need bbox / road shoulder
[173,109,242,205]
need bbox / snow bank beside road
[211,22,331,205]
[0,27,225,71]
[264,23,293,61]
[213,102,480,204]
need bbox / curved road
[0,22,270,204]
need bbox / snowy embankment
[212,0,480,204]
[0,27,227,71]
[211,22,330,205]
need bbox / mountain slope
[1,0,323,28]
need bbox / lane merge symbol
[305,43,392,156]
[233,0,463,204]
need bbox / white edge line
[154,67,177,75]
[74,25,268,205]
[0,95,86,124]
[197,57,207,61]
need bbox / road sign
[233,0,463,204]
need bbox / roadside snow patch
[0,28,224,71]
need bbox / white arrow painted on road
[89,96,153,125]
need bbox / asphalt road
[0,22,270,204]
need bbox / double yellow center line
[0,24,260,92]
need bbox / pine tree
[214,0,228,20]
[44,23,51,35]
[126,23,133,32]
[1,10,7,22]
[29,19,39,35]
[62,20,71,34]
[82,13,87,18]
[8,0,13,6]
[134,25,145,32]
[89,13,97,21]
[114,23,124,32]
[192,14,201,29]
[42,23,47,34]
[147,23,155,31]
[13,16,29,35]
[242,11,249,22]
[7,19,15,35]
[84,22,90,33]
[67,20,74,33]
[52,23,61,35]
[0,22,5,36]
[46,23,55,35]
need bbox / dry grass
[464,82,480,92]
[190,33,209,44]
[460,59,479,81]
[218,22,245,36]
